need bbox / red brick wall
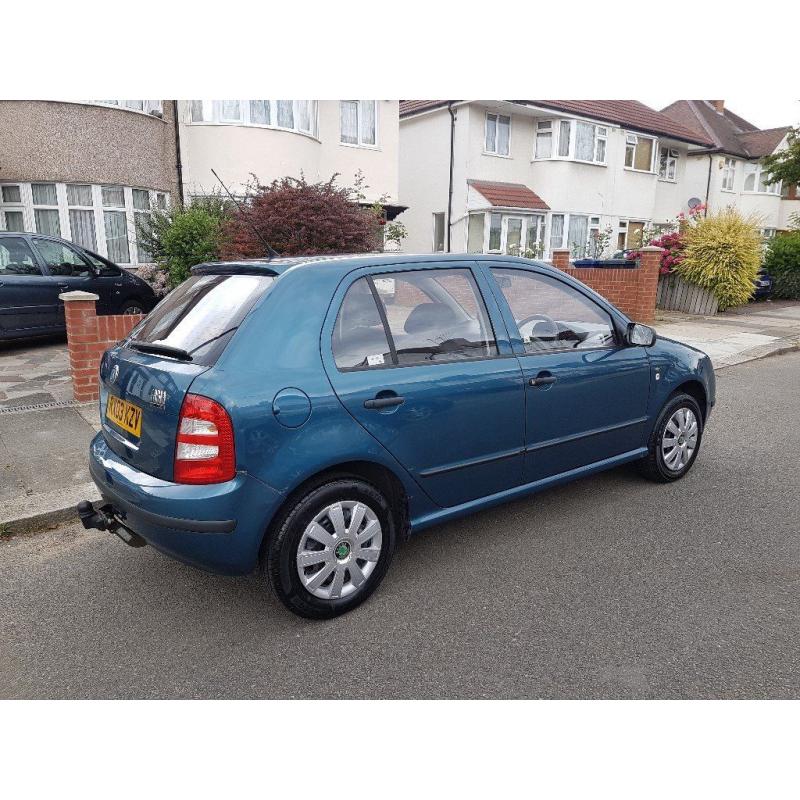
[63,296,143,402]
[551,248,660,323]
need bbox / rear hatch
[100,271,274,480]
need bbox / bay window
[485,113,511,156]
[102,186,130,264]
[467,214,485,253]
[743,162,780,194]
[549,214,565,251]
[468,212,545,255]
[658,147,679,181]
[0,184,25,232]
[567,215,589,258]
[340,100,377,147]
[722,158,736,191]
[624,133,655,172]
[488,213,502,251]
[534,119,607,164]
[67,184,97,251]
[189,100,319,137]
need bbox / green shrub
[763,232,800,299]
[675,209,762,310]
[136,195,230,287]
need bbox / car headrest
[404,302,458,335]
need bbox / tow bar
[77,500,147,548]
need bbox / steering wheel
[517,313,558,340]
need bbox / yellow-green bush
[675,209,762,310]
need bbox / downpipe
[77,501,147,548]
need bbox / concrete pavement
[2,351,798,699]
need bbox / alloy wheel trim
[296,500,383,600]
[661,406,699,472]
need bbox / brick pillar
[635,246,663,324]
[551,249,571,270]
[60,291,102,403]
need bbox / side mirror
[626,322,656,347]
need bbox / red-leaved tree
[220,175,381,258]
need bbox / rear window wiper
[128,340,193,361]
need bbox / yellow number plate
[106,395,142,438]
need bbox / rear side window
[0,237,41,275]
[128,273,274,366]
[333,268,497,370]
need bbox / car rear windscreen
[127,273,274,365]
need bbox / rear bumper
[88,433,284,575]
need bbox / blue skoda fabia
[81,254,715,618]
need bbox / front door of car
[487,265,651,484]
[31,237,101,322]
[0,236,59,333]
[323,265,525,508]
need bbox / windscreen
[127,273,274,365]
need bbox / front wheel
[266,479,397,619]
[118,299,146,315]
[637,392,704,482]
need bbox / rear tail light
[174,394,235,484]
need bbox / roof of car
[194,253,554,278]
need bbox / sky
[647,98,799,130]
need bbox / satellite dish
[687,197,702,209]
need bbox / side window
[332,269,498,370]
[377,268,496,365]
[492,268,617,353]
[83,250,120,277]
[332,278,393,370]
[0,237,41,276]
[33,239,92,277]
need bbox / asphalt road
[2,352,799,699]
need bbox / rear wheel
[637,392,703,482]
[266,479,397,619]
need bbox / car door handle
[529,373,557,387]
[364,396,404,410]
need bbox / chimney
[711,100,724,114]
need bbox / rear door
[322,264,525,508]
[100,272,275,480]
[0,236,60,333]
[487,265,651,483]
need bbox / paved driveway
[0,336,71,409]
[1,352,799,699]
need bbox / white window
[743,163,781,194]
[102,186,130,264]
[466,212,545,256]
[761,228,777,239]
[567,215,589,259]
[66,184,97,251]
[340,100,378,147]
[624,133,656,172]
[488,213,502,252]
[722,158,736,191]
[588,216,603,257]
[467,214,485,253]
[557,120,571,157]
[535,121,552,159]
[1,184,25,232]
[31,183,61,237]
[92,100,162,114]
[189,100,319,137]
[535,119,607,164]
[549,214,565,252]
[658,147,679,181]
[485,113,511,156]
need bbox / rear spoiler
[191,262,281,277]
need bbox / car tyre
[637,392,703,483]
[118,299,146,315]
[266,478,397,619]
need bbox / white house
[399,100,713,260]
[660,100,799,239]
[178,100,401,211]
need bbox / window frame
[467,210,547,256]
[489,265,622,355]
[330,266,501,373]
[743,162,781,195]
[532,118,608,166]
[721,157,737,192]
[658,146,679,182]
[339,100,379,149]
[624,132,657,173]
[484,112,511,157]
[188,99,320,139]
[31,236,94,277]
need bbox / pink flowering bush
[627,203,706,274]
[136,263,170,298]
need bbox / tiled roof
[400,99,712,146]
[660,100,789,158]
[468,180,550,210]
